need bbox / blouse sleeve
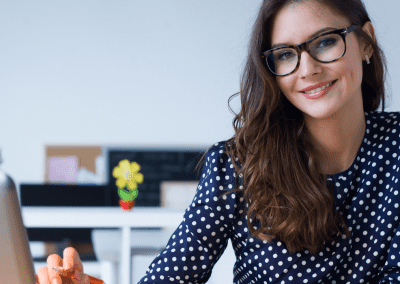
[377,221,400,283]
[137,141,241,284]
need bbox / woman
[37,0,400,283]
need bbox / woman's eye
[278,51,295,61]
[317,38,336,48]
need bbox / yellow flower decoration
[112,160,144,190]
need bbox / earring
[365,54,370,65]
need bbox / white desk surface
[22,206,186,284]
[22,206,185,228]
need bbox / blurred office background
[1,0,400,193]
[0,0,400,283]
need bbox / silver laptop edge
[0,170,37,283]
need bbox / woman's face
[270,1,371,122]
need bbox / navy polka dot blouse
[138,111,400,283]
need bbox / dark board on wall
[107,148,206,206]
[20,184,108,207]
[20,148,207,208]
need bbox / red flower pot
[119,200,136,210]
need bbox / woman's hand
[36,247,90,284]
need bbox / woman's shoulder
[365,110,400,140]
[205,140,230,152]
[366,110,400,125]
[204,140,236,158]
[202,140,236,171]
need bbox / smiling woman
[136,1,400,283]
[36,0,400,283]
[224,0,387,253]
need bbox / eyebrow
[271,27,337,49]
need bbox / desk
[22,207,185,284]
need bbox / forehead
[270,1,351,45]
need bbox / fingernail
[52,267,62,272]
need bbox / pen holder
[119,199,136,210]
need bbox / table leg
[120,226,131,284]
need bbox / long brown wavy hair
[222,0,387,254]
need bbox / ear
[360,21,375,58]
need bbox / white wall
[363,0,400,111]
[0,0,260,187]
[0,0,399,188]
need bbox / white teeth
[304,81,335,95]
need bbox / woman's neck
[305,105,366,175]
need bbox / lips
[300,80,337,93]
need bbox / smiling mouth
[300,80,337,94]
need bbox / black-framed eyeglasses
[262,25,359,76]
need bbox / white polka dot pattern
[138,111,400,284]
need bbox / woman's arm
[376,220,400,283]
[137,142,239,283]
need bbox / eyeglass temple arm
[343,25,358,35]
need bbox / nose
[298,50,322,78]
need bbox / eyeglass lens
[267,33,345,75]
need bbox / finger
[37,266,51,284]
[46,253,63,284]
[52,266,72,276]
[63,246,88,283]
[52,267,81,284]
[53,267,92,284]
[62,247,84,273]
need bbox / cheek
[342,48,364,85]
[353,62,364,84]
[345,59,363,88]
[276,77,293,96]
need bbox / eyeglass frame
[262,25,359,76]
